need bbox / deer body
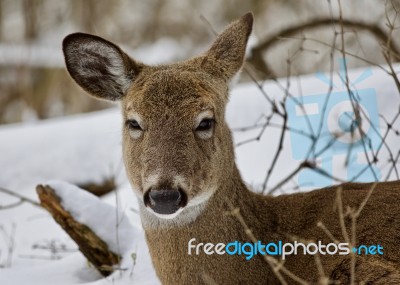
[63,13,400,284]
[143,174,400,284]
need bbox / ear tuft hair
[62,33,143,101]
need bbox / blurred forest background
[0,0,399,124]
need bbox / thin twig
[0,187,41,208]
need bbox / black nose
[144,189,187,215]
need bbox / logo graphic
[188,238,384,260]
[286,59,381,187]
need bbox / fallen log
[36,184,120,276]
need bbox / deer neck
[141,165,281,285]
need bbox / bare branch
[249,18,400,79]
[0,187,41,208]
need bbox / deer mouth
[143,188,188,215]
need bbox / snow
[0,254,102,285]
[0,62,399,284]
[0,109,123,191]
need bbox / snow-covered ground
[0,63,399,284]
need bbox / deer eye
[126,119,142,130]
[196,118,214,131]
[126,119,144,139]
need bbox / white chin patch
[139,188,217,228]
[187,189,214,207]
[145,207,184,220]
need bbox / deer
[62,12,400,284]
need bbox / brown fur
[63,13,400,284]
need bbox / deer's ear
[201,12,253,80]
[63,33,143,101]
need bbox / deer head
[62,13,253,224]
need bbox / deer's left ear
[201,12,253,80]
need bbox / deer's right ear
[63,33,143,101]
